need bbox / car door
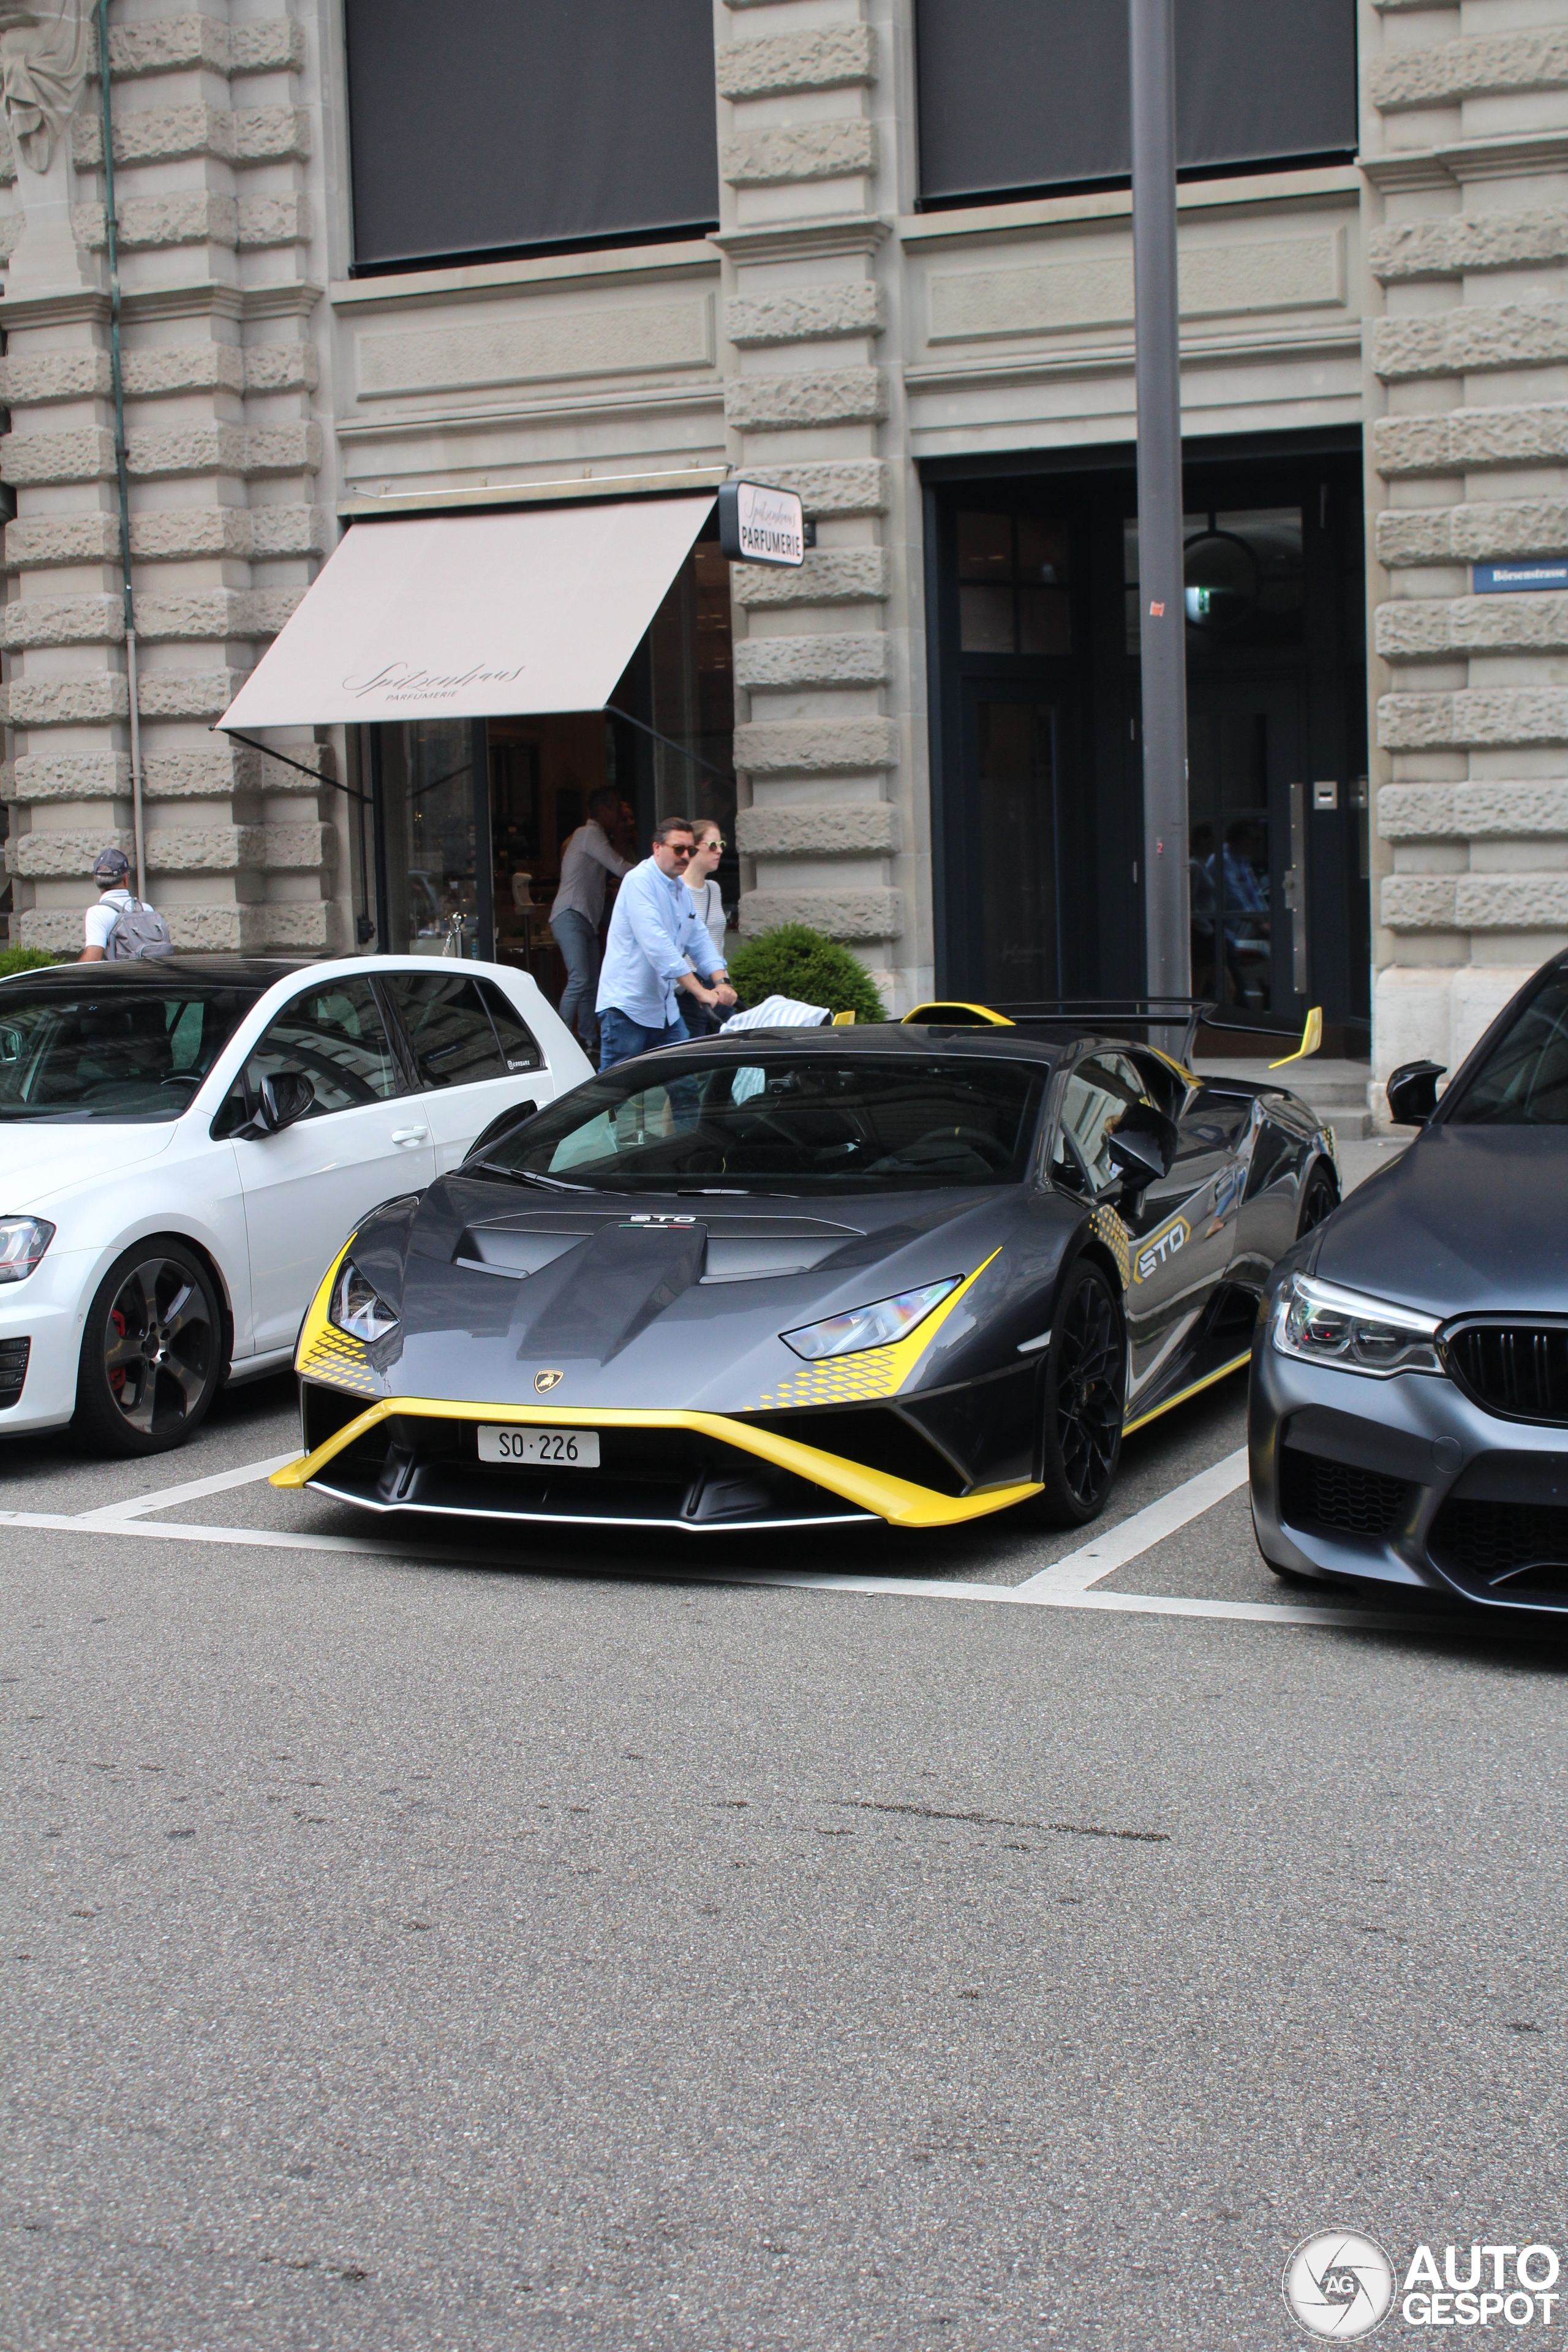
[227,976,435,1354]
[1123,1058,1253,1385]
[377,969,551,1174]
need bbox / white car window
[243,979,402,1117]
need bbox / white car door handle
[392,1126,428,1145]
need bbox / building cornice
[710,213,890,265]
[1359,131,1568,193]
[338,463,731,519]
[900,165,1362,249]
[330,239,719,315]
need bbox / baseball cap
[92,845,130,884]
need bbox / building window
[345,0,721,271]
[957,512,1072,657]
[916,0,1356,209]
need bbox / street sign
[717,479,806,568]
[1472,559,1568,594]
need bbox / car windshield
[0,987,257,1121]
[1444,968,1568,1126]
[480,1050,1047,1191]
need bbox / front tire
[73,1240,222,1457]
[1035,1259,1126,1528]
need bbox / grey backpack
[104,897,173,960]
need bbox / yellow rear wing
[1268,1006,1323,1070]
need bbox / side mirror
[1386,1059,1446,1126]
[1106,1126,1168,1194]
[257,1070,315,1134]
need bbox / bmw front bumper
[1250,1328,1568,1614]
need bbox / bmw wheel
[1035,1259,1126,1527]
[74,1240,222,1457]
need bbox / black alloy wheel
[73,1240,222,1457]
[1035,1259,1126,1527]
[1296,1163,1340,1239]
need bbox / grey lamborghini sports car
[273,1007,1338,1535]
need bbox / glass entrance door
[1186,679,1302,1017]
[960,689,1061,1003]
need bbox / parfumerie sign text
[718,479,805,569]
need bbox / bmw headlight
[1271,1271,1442,1378]
[330,1259,400,1343]
[0,1215,55,1283]
[782,1278,959,1362]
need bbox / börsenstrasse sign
[718,479,805,568]
[1472,559,1568,594]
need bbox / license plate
[478,1425,600,1468]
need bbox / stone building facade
[0,0,1562,1102]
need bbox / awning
[217,494,715,732]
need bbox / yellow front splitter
[271,1395,1043,1532]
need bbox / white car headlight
[330,1259,400,1344]
[0,1215,55,1283]
[1271,1270,1443,1378]
[782,1277,959,1362]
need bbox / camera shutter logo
[1283,2231,1395,2339]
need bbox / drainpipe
[96,0,145,900]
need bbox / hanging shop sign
[717,478,809,568]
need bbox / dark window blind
[346,0,721,270]
[916,0,1356,206]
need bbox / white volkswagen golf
[0,954,592,1455]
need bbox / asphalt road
[5,1267,1564,2352]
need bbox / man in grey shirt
[549,786,630,1052]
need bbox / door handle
[391,1126,428,1145]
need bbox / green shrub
[727,923,887,1025]
[0,946,69,977]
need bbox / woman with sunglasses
[680,820,729,1038]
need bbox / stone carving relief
[0,0,91,170]
[0,0,95,291]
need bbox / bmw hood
[340,1174,1063,1415]
[1314,1126,1568,1318]
[0,1117,178,1213]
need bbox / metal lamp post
[1129,0,1191,1009]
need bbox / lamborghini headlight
[1271,1271,1443,1378]
[330,1259,400,1344]
[782,1277,960,1362]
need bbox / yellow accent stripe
[294,1234,358,1373]
[271,1396,1041,1529]
[1268,1005,1323,1069]
[756,1245,1003,1410]
[900,1001,1016,1027]
[1121,1349,1250,1436]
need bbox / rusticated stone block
[1376,786,1457,840]
[1381,877,1458,930]
[1375,304,1568,382]
[141,826,264,876]
[264,823,338,871]
[127,345,246,399]
[722,119,877,187]
[741,887,903,941]
[725,368,886,430]
[10,752,129,803]
[1369,211,1568,282]
[1451,499,1568,562]
[1374,510,1453,565]
[73,193,239,252]
[717,25,875,100]
[734,717,898,774]
[736,461,889,518]
[1369,26,1568,111]
[134,670,251,723]
[132,589,306,643]
[1457,875,1568,930]
[726,284,883,348]
[1377,592,1568,660]
[92,13,304,77]
[1379,689,1568,748]
[5,515,120,571]
[125,422,320,480]
[9,676,130,727]
[737,804,900,856]
[3,595,121,650]
[734,633,891,690]
[143,747,259,800]
[733,549,890,608]
[7,827,132,880]
[0,352,111,405]
[72,102,309,169]
[232,108,311,164]
[238,194,311,247]
[1374,404,1568,476]
[2,428,117,487]
[247,506,328,558]
[259,900,340,954]
[243,342,318,394]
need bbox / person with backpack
[78,845,173,961]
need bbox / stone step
[1194,1057,1373,1139]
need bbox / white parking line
[1012,1447,1251,1597]
[74,1452,300,1525]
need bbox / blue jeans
[552,908,601,1047]
[598,1007,689,1071]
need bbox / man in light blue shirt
[595,815,736,1069]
